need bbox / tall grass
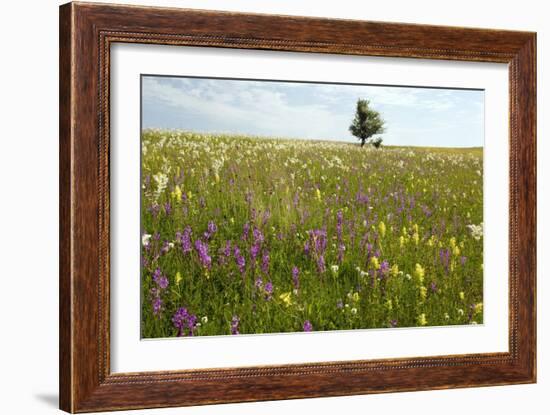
[141,130,483,338]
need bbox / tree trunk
[360,139,365,147]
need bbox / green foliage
[141,130,483,338]
[349,99,385,147]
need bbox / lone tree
[349,99,385,148]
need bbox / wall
[0,0,546,414]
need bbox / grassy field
[141,130,483,338]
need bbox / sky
[141,75,484,148]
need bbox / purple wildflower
[164,202,172,216]
[152,267,161,281]
[160,240,171,255]
[317,255,326,274]
[422,205,432,217]
[204,221,217,240]
[292,266,300,290]
[264,281,273,300]
[389,319,398,328]
[231,315,240,335]
[172,307,198,337]
[460,256,467,266]
[336,210,344,241]
[440,248,451,272]
[250,243,261,262]
[253,227,264,245]
[158,275,169,289]
[152,268,168,290]
[254,277,263,290]
[150,287,163,317]
[223,240,232,257]
[336,299,344,309]
[194,239,212,269]
[245,190,253,204]
[303,320,313,332]
[148,203,160,218]
[293,192,300,208]
[234,246,246,274]
[304,240,310,255]
[181,226,192,253]
[338,243,345,264]
[308,229,327,255]
[152,296,163,316]
[241,222,250,240]
[379,260,390,277]
[430,281,438,293]
[261,250,270,275]
[262,209,271,225]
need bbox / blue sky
[142,76,484,148]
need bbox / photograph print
[140,75,484,338]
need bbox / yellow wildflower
[385,299,393,310]
[315,188,322,202]
[414,263,425,285]
[171,185,182,201]
[351,292,360,302]
[419,286,427,300]
[474,302,483,314]
[187,190,193,200]
[378,221,386,238]
[413,223,419,234]
[371,256,380,270]
[450,237,457,248]
[399,236,406,248]
[417,313,428,326]
[459,291,465,300]
[412,232,419,245]
[390,264,399,277]
[453,245,461,256]
[279,292,292,307]
[175,271,182,285]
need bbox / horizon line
[141,128,483,149]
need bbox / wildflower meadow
[141,130,483,338]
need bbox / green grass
[140,130,483,338]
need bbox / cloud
[143,77,352,140]
[142,76,484,147]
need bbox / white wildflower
[142,234,152,247]
[466,223,483,240]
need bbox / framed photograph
[59,2,536,412]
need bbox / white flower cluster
[466,223,483,240]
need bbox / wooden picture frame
[59,2,536,412]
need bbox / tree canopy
[349,99,385,148]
